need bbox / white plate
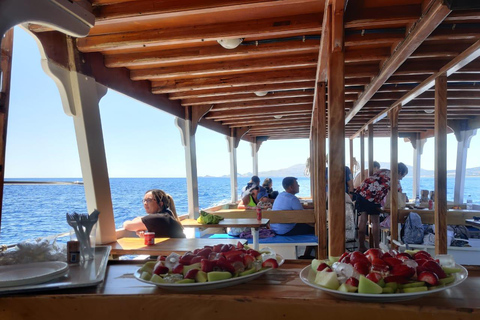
[134,255,284,292]
[299,264,468,302]
[0,261,69,288]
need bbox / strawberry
[201,259,217,273]
[371,257,389,272]
[366,272,383,283]
[178,253,195,265]
[226,254,244,264]
[317,263,331,272]
[212,244,223,253]
[153,262,169,275]
[190,256,204,264]
[157,255,167,261]
[382,252,393,259]
[384,275,409,284]
[390,264,415,279]
[216,260,236,274]
[413,250,432,259]
[223,250,243,259]
[171,263,184,274]
[237,241,244,249]
[353,261,369,275]
[364,248,383,262]
[350,251,371,266]
[184,269,200,279]
[383,257,403,268]
[417,271,439,286]
[421,260,447,279]
[396,252,413,260]
[262,258,279,269]
[339,252,351,264]
[345,277,359,287]
[243,254,256,267]
[221,244,233,252]
[247,249,261,258]
[196,247,213,258]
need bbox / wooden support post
[175,106,200,219]
[316,82,327,259]
[434,75,448,255]
[349,139,354,176]
[368,123,374,248]
[327,0,346,258]
[389,107,400,248]
[0,29,14,230]
[368,124,374,176]
[360,131,365,182]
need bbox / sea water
[1,176,479,245]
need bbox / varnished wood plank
[105,40,319,69]
[210,97,313,111]
[76,14,322,53]
[0,29,14,227]
[169,82,316,99]
[345,0,451,124]
[205,105,312,119]
[316,83,327,259]
[327,0,346,258]
[389,107,400,248]
[130,53,318,80]
[435,75,448,255]
[152,68,316,93]
[182,90,314,106]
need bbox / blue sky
[5,27,480,178]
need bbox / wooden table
[466,219,480,229]
[181,218,269,250]
[107,238,244,256]
[0,261,478,320]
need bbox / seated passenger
[123,189,185,238]
[271,177,314,236]
[241,185,260,209]
[256,189,273,210]
[262,177,279,200]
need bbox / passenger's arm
[123,217,147,231]
[242,193,251,206]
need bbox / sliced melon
[403,286,428,293]
[358,275,382,294]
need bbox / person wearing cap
[241,175,261,198]
[241,185,260,208]
[271,177,314,235]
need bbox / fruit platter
[299,249,468,302]
[134,242,284,291]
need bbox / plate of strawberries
[299,249,468,302]
[134,243,284,291]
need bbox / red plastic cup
[256,207,262,221]
[144,232,155,246]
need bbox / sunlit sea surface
[2,176,479,245]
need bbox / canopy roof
[29,0,480,141]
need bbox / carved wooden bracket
[255,136,269,152]
[232,126,250,149]
[191,104,213,135]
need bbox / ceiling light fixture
[254,91,268,97]
[274,115,283,119]
[424,109,434,114]
[217,38,243,49]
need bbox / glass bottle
[467,194,473,210]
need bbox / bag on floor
[401,212,424,244]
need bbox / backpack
[401,212,424,244]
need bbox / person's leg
[370,214,380,249]
[358,211,368,252]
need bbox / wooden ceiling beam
[181,90,314,106]
[222,116,311,126]
[168,82,315,99]
[345,4,421,29]
[76,13,322,53]
[345,0,451,124]
[105,39,320,68]
[131,53,318,81]
[93,0,320,24]
[152,68,316,93]
[352,39,480,138]
[228,119,312,128]
[205,105,312,119]
[210,97,313,111]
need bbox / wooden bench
[203,207,317,259]
[383,209,480,265]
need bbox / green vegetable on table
[196,210,224,224]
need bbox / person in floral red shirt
[355,163,408,252]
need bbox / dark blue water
[1,176,478,245]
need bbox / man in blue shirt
[271,177,314,236]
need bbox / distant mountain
[213,163,480,178]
